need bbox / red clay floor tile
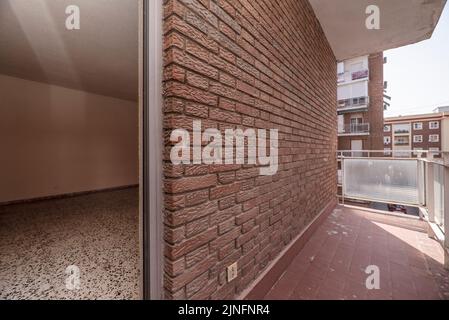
[264,205,449,300]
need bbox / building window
[384,125,391,132]
[384,136,391,145]
[393,123,411,134]
[413,135,423,143]
[358,97,367,105]
[394,136,410,146]
[429,135,439,143]
[429,121,439,129]
[338,115,344,133]
[337,62,345,75]
[413,122,423,130]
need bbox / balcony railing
[337,69,370,83]
[394,129,410,135]
[351,69,369,80]
[338,123,370,135]
[337,96,369,111]
[337,150,449,267]
[394,141,410,146]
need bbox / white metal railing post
[443,153,449,269]
[417,159,425,206]
[342,157,345,205]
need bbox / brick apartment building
[0,0,445,300]
[384,111,449,157]
[337,53,385,153]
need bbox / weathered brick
[218,171,236,184]
[164,15,218,53]
[185,102,209,118]
[185,189,209,206]
[218,217,235,235]
[167,48,219,80]
[164,32,185,50]
[218,195,236,210]
[210,227,241,252]
[186,215,210,237]
[210,182,241,200]
[210,0,241,33]
[186,40,210,62]
[165,174,218,194]
[166,227,217,260]
[235,207,259,225]
[166,200,218,226]
[163,0,337,300]
[164,81,218,106]
[210,204,242,225]
[186,244,209,268]
[166,254,218,292]
[236,226,258,247]
[186,71,209,90]
[210,107,242,124]
[186,272,209,298]
[165,257,185,277]
[179,0,218,27]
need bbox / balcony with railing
[337,150,448,251]
[394,138,410,146]
[338,96,369,113]
[254,150,449,300]
[338,123,370,136]
[337,69,370,84]
[393,124,411,136]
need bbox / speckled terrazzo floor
[0,188,140,300]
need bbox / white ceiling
[0,0,139,101]
[310,0,447,61]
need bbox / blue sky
[384,4,449,117]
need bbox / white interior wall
[0,74,139,203]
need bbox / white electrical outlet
[227,262,238,282]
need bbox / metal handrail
[337,150,448,225]
[337,96,370,109]
[337,69,370,82]
[337,150,446,160]
[339,123,370,134]
[336,150,449,268]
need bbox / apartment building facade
[384,112,449,157]
[337,53,385,153]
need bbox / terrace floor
[265,205,449,300]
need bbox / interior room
[0,0,141,299]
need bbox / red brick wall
[337,53,384,153]
[162,0,337,299]
[368,52,385,151]
[411,120,442,151]
[383,119,443,155]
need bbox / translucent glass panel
[343,159,421,205]
[418,160,425,205]
[434,164,445,230]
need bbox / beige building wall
[0,74,139,203]
[442,116,449,152]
